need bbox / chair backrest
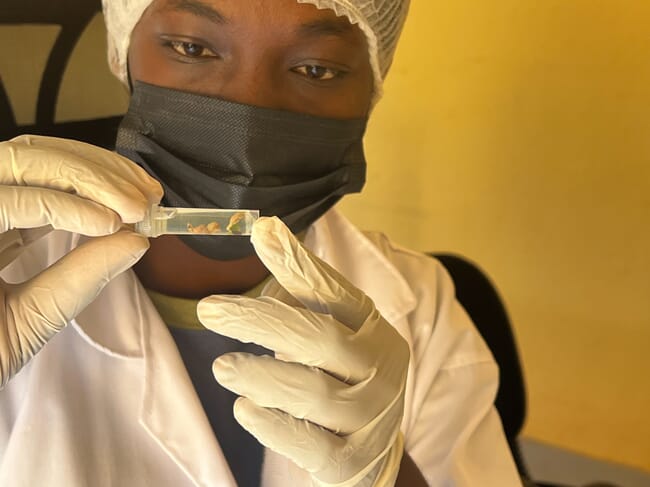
[0,0,122,148]
[432,253,529,476]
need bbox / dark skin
[129,0,427,484]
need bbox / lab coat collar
[73,269,236,486]
[304,209,417,325]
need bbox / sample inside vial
[135,205,259,238]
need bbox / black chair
[0,0,121,148]
[431,253,530,477]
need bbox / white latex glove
[0,135,163,387]
[198,217,410,487]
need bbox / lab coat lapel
[138,278,238,487]
[306,210,417,326]
[75,268,237,486]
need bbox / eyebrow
[296,18,355,39]
[165,0,227,24]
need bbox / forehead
[151,0,363,39]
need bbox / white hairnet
[102,0,410,103]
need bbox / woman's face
[128,0,374,119]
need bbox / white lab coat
[0,209,521,486]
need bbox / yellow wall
[1,1,648,472]
[339,0,650,471]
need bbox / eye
[292,64,340,81]
[168,40,217,58]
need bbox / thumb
[9,230,149,336]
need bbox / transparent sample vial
[135,205,259,238]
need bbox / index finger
[251,216,374,332]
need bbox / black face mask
[115,82,368,260]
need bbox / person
[0,0,522,485]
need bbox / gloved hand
[0,135,162,387]
[198,217,410,487]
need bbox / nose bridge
[217,49,287,110]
